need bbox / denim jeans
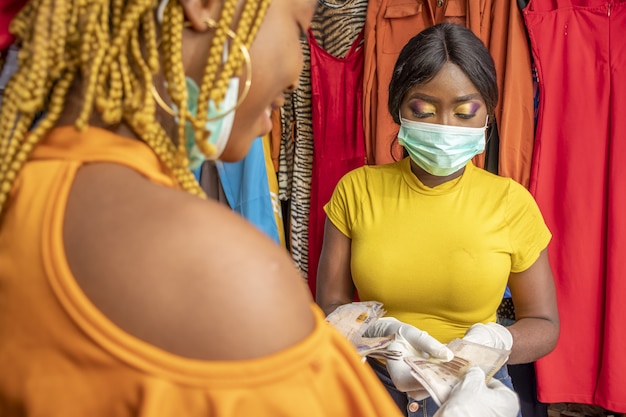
[367,356,520,417]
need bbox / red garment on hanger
[525,0,626,411]
[307,28,366,299]
[0,0,27,52]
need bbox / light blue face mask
[155,1,238,170]
[397,116,487,177]
[182,75,239,171]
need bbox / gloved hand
[433,367,520,417]
[365,317,453,400]
[463,322,513,351]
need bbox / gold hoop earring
[151,18,252,122]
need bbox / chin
[220,123,268,162]
[218,151,246,163]
[219,142,255,162]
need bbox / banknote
[325,301,386,344]
[404,338,510,406]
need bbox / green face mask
[397,117,487,176]
[182,75,239,171]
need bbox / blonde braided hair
[0,0,272,217]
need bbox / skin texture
[61,0,319,361]
[316,62,559,365]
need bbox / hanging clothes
[197,137,285,248]
[278,1,369,283]
[216,137,284,247]
[0,0,27,53]
[307,27,366,299]
[363,0,535,187]
[261,132,287,249]
[524,0,626,411]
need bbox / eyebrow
[407,92,483,104]
[453,93,483,103]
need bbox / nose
[439,114,452,126]
[285,83,297,94]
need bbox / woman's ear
[178,0,223,31]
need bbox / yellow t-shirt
[325,158,551,343]
[0,126,402,417]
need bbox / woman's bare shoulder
[63,163,314,360]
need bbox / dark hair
[388,23,498,125]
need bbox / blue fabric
[214,137,281,245]
[503,286,511,299]
[192,164,202,181]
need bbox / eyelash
[411,111,477,120]
[412,111,433,119]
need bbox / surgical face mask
[182,75,239,171]
[397,116,487,177]
[155,4,240,170]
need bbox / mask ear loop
[150,18,252,123]
[485,115,495,145]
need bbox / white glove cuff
[465,322,513,351]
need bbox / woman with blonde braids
[0,0,521,415]
[0,0,406,415]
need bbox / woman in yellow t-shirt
[317,23,559,417]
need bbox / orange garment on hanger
[363,0,534,188]
[269,107,283,173]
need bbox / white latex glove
[463,322,513,351]
[433,367,520,417]
[365,318,454,400]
